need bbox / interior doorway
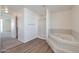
[15,16,18,39]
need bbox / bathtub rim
[48,34,79,47]
[46,39,76,53]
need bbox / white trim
[37,34,46,40]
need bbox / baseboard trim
[37,37,46,40]
[37,35,47,40]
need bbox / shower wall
[49,9,72,34]
[1,12,11,32]
[18,8,39,43]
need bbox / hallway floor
[2,37,22,50]
[0,32,22,50]
[6,38,53,53]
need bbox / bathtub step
[47,38,79,53]
[46,39,72,53]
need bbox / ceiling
[25,5,72,15]
[0,5,72,15]
[47,5,72,12]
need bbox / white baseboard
[37,34,47,40]
[18,36,38,43]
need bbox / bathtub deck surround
[72,31,79,41]
[47,29,79,53]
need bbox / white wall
[50,10,72,30]
[72,6,79,33]
[38,16,46,39]
[11,16,16,38]
[2,13,11,32]
[46,9,52,38]
[18,15,24,42]
[18,9,25,42]
[0,19,3,32]
[72,6,79,41]
[3,19,11,32]
[18,8,39,43]
[24,8,39,42]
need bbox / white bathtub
[47,33,79,53]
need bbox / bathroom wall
[46,9,52,38]
[18,9,24,42]
[2,13,11,32]
[72,6,79,40]
[24,8,39,42]
[11,16,16,38]
[72,6,79,32]
[38,16,46,39]
[3,19,11,32]
[49,10,72,34]
[0,19,2,32]
[18,8,39,43]
[50,10,72,30]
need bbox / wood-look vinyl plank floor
[6,38,54,53]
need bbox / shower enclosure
[0,7,20,52]
[0,11,11,52]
